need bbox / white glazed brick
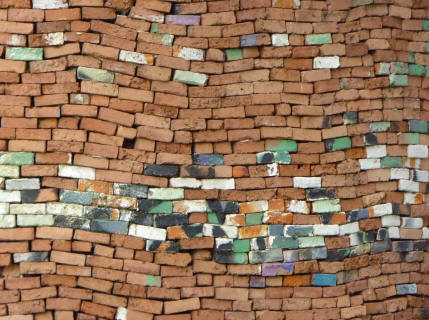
[173,200,207,213]
[115,307,127,320]
[0,165,20,178]
[339,222,359,235]
[119,50,151,65]
[201,179,234,190]
[176,47,204,61]
[216,238,233,249]
[169,178,201,189]
[5,178,40,190]
[381,215,400,227]
[388,227,400,239]
[398,179,419,193]
[46,202,83,216]
[413,170,429,182]
[407,145,428,158]
[372,203,393,217]
[287,200,310,214]
[366,145,386,158]
[390,168,409,180]
[403,192,422,205]
[17,215,54,226]
[148,188,184,200]
[0,215,15,228]
[266,163,278,177]
[293,177,321,189]
[401,217,423,229]
[33,0,68,9]
[203,224,238,238]
[272,34,289,46]
[423,227,429,239]
[313,56,340,69]
[359,159,381,170]
[313,224,339,236]
[129,224,166,241]
[10,204,46,215]
[0,203,9,214]
[0,191,20,203]
[58,165,95,180]
[43,32,64,46]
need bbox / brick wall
[0,0,428,319]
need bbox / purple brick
[262,263,294,276]
[166,15,200,25]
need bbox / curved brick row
[0,0,428,318]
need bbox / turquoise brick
[234,239,250,253]
[313,274,336,286]
[423,20,429,31]
[409,120,428,133]
[380,157,402,168]
[6,48,43,61]
[408,64,425,76]
[305,34,332,45]
[0,152,34,165]
[245,212,263,226]
[389,74,408,87]
[267,140,297,153]
[370,122,390,132]
[226,49,242,60]
[274,151,291,164]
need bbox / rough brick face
[0,0,427,319]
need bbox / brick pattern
[0,0,428,318]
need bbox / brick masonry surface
[0,0,428,319]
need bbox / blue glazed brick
[193,154,224,165]
[346,209,369,222]
[59,190,98,205]
[396,283,417,295]
[269,225,284,236]
[241,34,258,47]
[313,274,337,286]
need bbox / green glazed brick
[400,133,419,144]
[149,201,173,214]
[245,212,263,226]
[298,236,325,248]
[274,151,291,164]
[162,34,174,46]
[408,52,415,63]
[226,48,243,60]
[377,62,390,75]
[173,70,208,86]
[426,66,429,78]
[234,239,250,253]
[389,74,408,87]
[312,199,341,213]
[151,23,159,33]
[391,62,408,75]
[325,137,351,152]
[351,0,373,7]
[0,152,34,165]
[77,67,114,83]
[267,139,297,153]
[17,215,54,227]
[380,157,402,168]
[426,43,429,53]
[370,122,390,132]
[423,20,429,31]
[207,213,221,224]
[145,275,162,287]
[6,48,43,61]
[305,33,332,45]
[271,236,299,249]
[408,64,425,76]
